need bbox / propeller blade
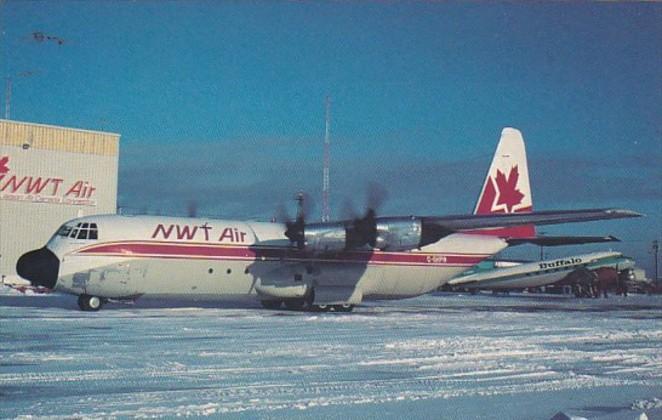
[358,208,378,247]
[283,191,314,249]
[366,182,388,213]
[296,191,315,221]
[285,216,306,249]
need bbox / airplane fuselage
[43,215,507,306]
[449,251,634,290]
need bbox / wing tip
[605,208,644,218]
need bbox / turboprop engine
[281,189,454,254]
[300,222,347,253]
[285,213,453,254]
[373,217,423,251]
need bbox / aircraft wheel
[78,294,103,311]
[312,304,330,312]
[283,298,306,311]
[334,304,354,313]
[260,300,283,310]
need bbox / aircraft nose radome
[16,247,60,289]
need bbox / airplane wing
[423,208,641,232]
[281,208,640,253]
[506,235,619,247]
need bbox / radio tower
[322,96,331,222]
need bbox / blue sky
[2,1,660,275]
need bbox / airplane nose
[16,247,60,289]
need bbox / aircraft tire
[283,298,306,311]
[310,304,353,313]
[78,294,103,311]
[338,304,354,313]
[260,300,283,310]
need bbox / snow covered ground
[1,289,661,419]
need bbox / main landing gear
[260,299,354,313]
[78,294,104,311]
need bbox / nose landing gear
[78,294,104,311]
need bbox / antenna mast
[322,96,331,222]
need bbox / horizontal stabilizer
[507,235,619,247]
[424,208,641,236]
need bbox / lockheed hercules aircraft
[17,128,641,311]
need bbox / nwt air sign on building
[0,155,98,206]
[0,120,119,283]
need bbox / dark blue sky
[2,1,660,275]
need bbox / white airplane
[447,251,635,291]
[17,128,641,311]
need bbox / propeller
[280,184,387,251]
[345,183,388,248]
[347,208,378,248]
[282,192,314,249]
[366,182,388,214]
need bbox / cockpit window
[63,222,99,240]
[57,225,72,237]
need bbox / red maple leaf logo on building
[494,166,524,213]
[0,156,9,174]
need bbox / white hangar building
[0,119,120,284]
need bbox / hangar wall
[0,119,120,283]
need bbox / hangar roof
[0,119,119,156]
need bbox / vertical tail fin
[472,127,535,238]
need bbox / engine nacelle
[302,222,347,254]
[374,217,422,251]
[289,216,447,254]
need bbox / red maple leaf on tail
[494,166,524,213]
[0,156,9,174]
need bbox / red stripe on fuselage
[75,241,487,267]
